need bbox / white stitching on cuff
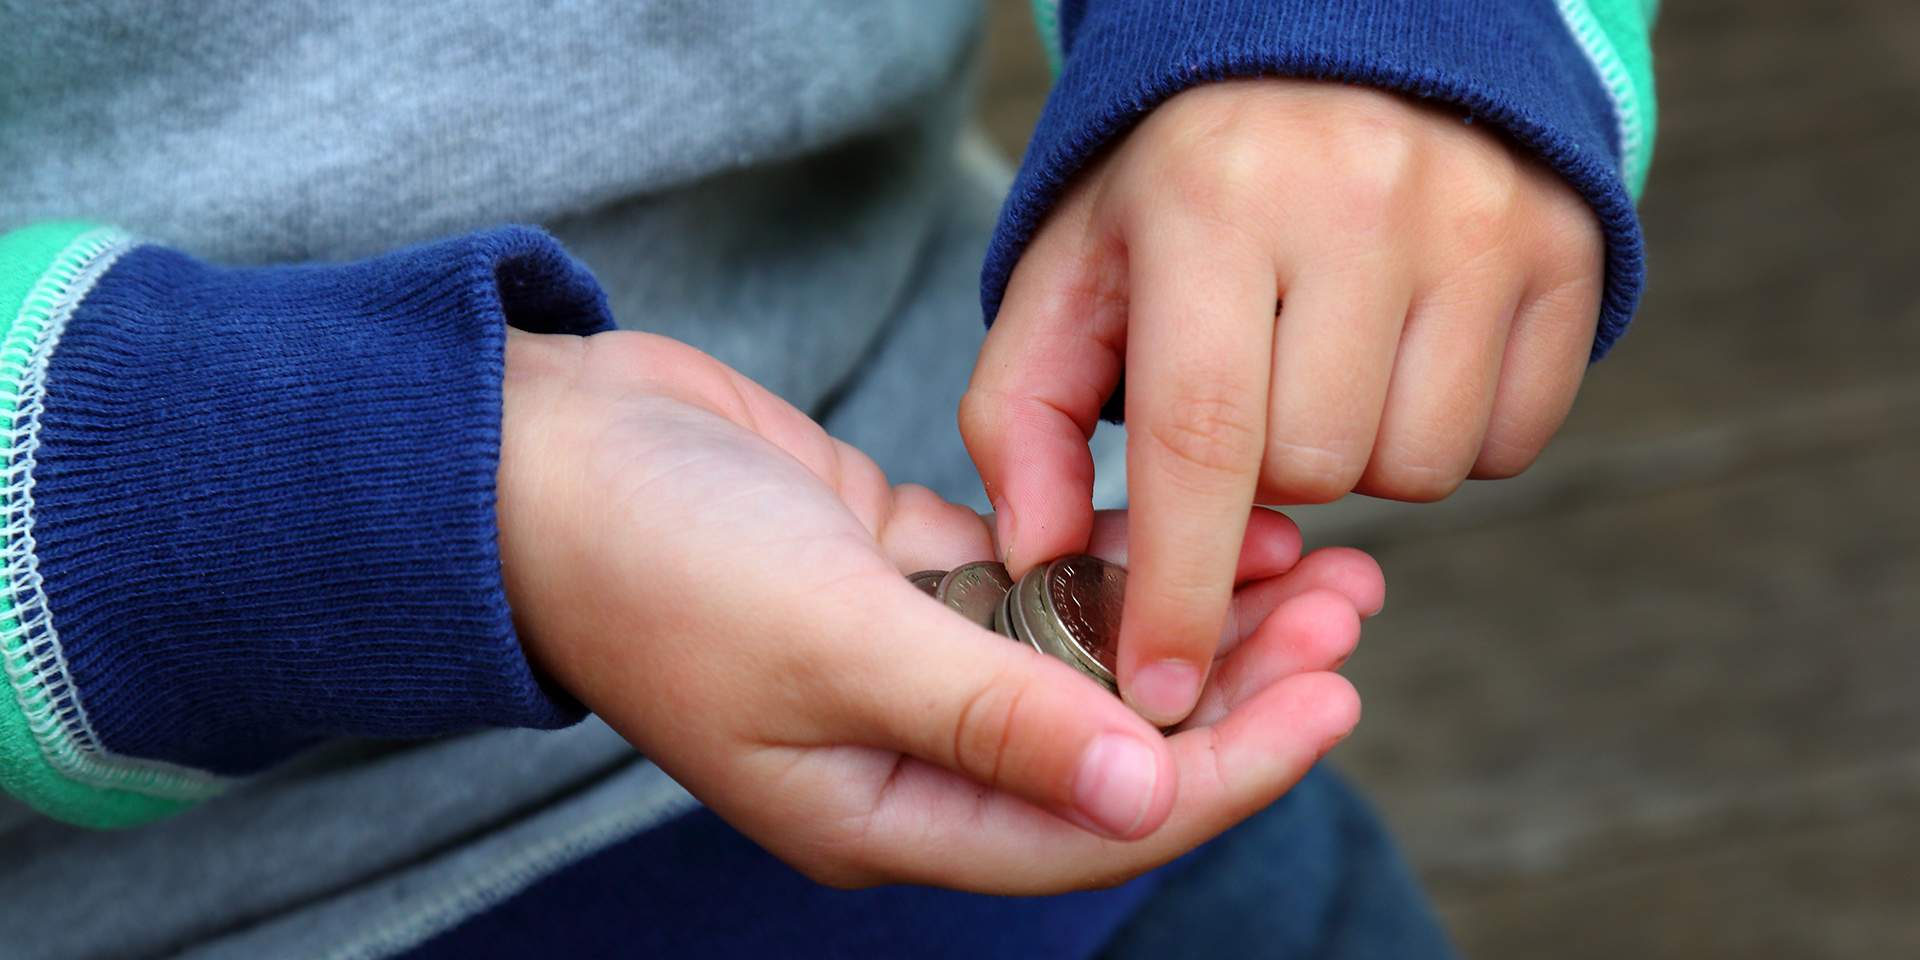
[0,228,228,801]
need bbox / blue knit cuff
[985,0,1649,420]
[28,227,613,777]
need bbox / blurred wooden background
[977,1,1920,955]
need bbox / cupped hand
[495,328,1381,893]
[962,79,1603,725]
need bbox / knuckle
[1541,209,1606,279]
[1526,176,1606,277]
[1341,91,1407,131]
[1147,391,1264,480]
[1161,131,1275,222]
[956,386,1002,444]
[1260,440,1362,504]
[1326,127,1418,235]
[1441,161,1521,256]
[951,670,1031,788]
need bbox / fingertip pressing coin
[909,555,1127,699]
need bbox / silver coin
[936,561,1013,629]
[1039,555,1124,686]
[1014,565,1118,694]
[907,570,946,597]
[1006,568,1052,657]
[992,583,1017,639]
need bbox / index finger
[1118,216,1276,726]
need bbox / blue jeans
[1102,766,1458,959]
[408,765,1456,959]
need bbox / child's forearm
[0,222,611,828]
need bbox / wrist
[496,330,592,682]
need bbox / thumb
[835,576,1177,841]
[960,196,1122,576]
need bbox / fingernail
[1128,660,1202,726]
[992,497,1018,564]
[1072,733,1159,838]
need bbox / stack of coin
[907,555,1125,696]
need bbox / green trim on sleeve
[1030,0,1065,75]
[1553,0,1659,200]
[0,222,227,828]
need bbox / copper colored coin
[907,570,946,597]
[937,561,1014,629]
[1040,555,1124,684]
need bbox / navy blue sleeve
[983,0,1650,420]
[32,227,613,778]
